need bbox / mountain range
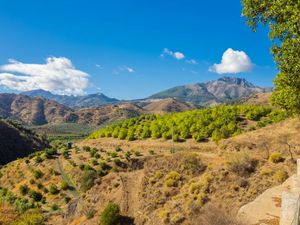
[148,77,271,106]
[21,77,271,108]
[0,77,271,126]
[22,89,119,108]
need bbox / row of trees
[89,105,288,142]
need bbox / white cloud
[95,64,104,69]
[0,57,89,95]
[210,48,253,74]
[185,59,198,65]
[113,65,135,74]
[161,48,185,60]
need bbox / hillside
[143,98,196,114]
[0,117,298,225]
[0,94,197,129]
[237,92,272,106]
[0,120,48,165]
[148,77,271,106]
[22,90,119,108]
[0,94,70,125]
[89,105,288,142]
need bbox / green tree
[242,0,300,113]
[100,202,121,225]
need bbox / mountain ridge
[148,77,272,106]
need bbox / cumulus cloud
[210,48,254,74]
[0,57,89,95]
[161,48,185,60]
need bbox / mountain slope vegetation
[89,105,288,142]
[0,120,48,165]
[0,117,299,225]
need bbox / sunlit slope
[89,105,288,142]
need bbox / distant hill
[0,94,70,125]
[143,98,196,114]
[148,77,271,106]
[0,120,48,164]
[236,92,272,106]
[22,89,119,108]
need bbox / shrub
[35,156,43,163]
[274,169,289,183]
[33,170,43,179]
[110,152,118,158]
[51,204,59,211]
[29,191,43,202]
[19,185,29,195]
[64,196,71,204]
[83,146,91,152]
[269,152,284,163]
[60,181,69,190]
[164,171,181,187]
[80,170,97,192]
[85,208,96,219]
[100,202,121,225]
[226,152,257,176]
[49,184,60,195]
[44,148,57,159]
[11,209,44,225]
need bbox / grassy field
[32,123,99,142]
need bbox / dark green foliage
[100,202,121,225]
[19,184,29,195]
[33,169,43,179]
[51,204,59,211]
[64,196,71,204]
[29,190,43,202]
[35,156,43,163]
[44,148,57,159]
[49,184,60,195]
[90,105,288,142]
[63,149,70,159]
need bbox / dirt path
[119,170,144,218]
[56,157,80,198]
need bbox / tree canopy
[89,105,288,143]
[242,0,300,114]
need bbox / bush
[60,181,69,190]
[29,190,43,202]
[19,185,29,195]
[11,209,44,225]
[80,170,97,192]
[83,146,91,152]
[49,184,60,195]
[100,202,121,225]
[164,171,181,187]
[51,204,59,211]
[269,152,284,163]
[44,148,57,159]
[85,208,96,219]
[274,169,289,183]
[227,152,257,176]
[33,170,43,179]
[35,156,43,163]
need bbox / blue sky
[0,0,276,99]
